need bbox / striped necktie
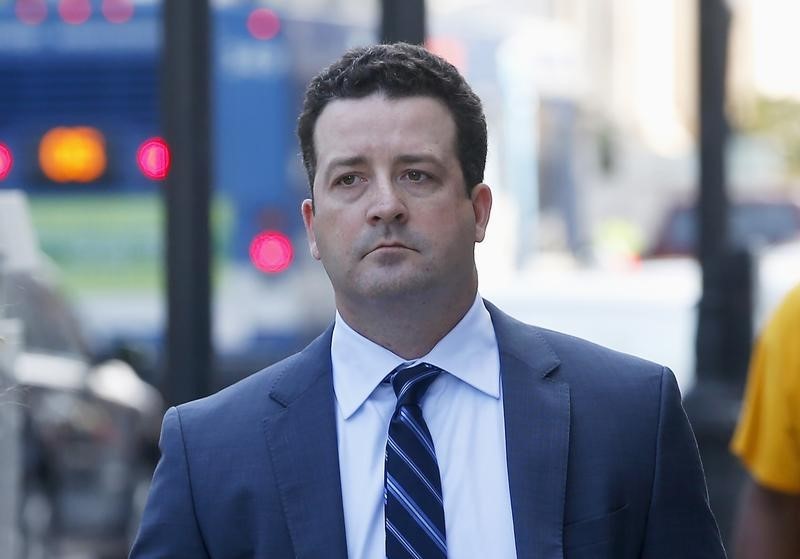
[385,362,447,559]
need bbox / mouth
[367,242,414,255]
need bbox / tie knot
[390,362,442,407]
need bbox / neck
[337,283,478,360]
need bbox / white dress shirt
[332,294,518,559]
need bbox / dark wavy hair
[297,42,487,199]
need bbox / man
[131,43,725,558]
[730,284,800,559]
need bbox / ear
[471,183,492,243]
[301,199,321,260]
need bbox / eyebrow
[320,153,445,181]
[394,154,444,168]
[325,156,368,172]
[318,155,367,184]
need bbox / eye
[335,174,360,187]
[404,170,428,182]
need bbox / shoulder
[535,326,671,421]
[173,326,334,430]
[778,282,800,312]
[732,283,800,492]
[753,283,800,394]
[538,326,664,379]
[763,283,800,345]
[486,299,666,386]
[485,299,671,431]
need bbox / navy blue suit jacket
[130,301,726,558]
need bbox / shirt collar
[331,293,501,419]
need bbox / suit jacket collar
[262,325,349,559]
[487,300,569,559]
[264,302,570,559]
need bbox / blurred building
[425,0,800,261]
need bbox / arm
[129,407,210,559]
[733,480,800,559]
[640,368,727,558]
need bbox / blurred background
[1,0,800,556]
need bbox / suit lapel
[262,303,570,559]
[487,301,570,559]
[263,327,349,559]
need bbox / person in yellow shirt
[731,283,800,558]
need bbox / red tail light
[0,143,13,181]
[58,0,92,25]
[249,231,293,273]
[16,0,48,25]
[247,8,280,41]
[102,0,134,24]
[137,137,171,181]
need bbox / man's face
[301,93,492,311]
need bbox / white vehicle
[482,243,800,394]
[0,190,163,559]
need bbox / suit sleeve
[129,406,210,559]
[640,368,727,558]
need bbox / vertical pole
[696,0,731,384]
[686,0,752,549]
[381,0,426,45]
[163,1,213,406]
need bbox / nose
[368,179,408,225]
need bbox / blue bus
[0,0,372,382]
